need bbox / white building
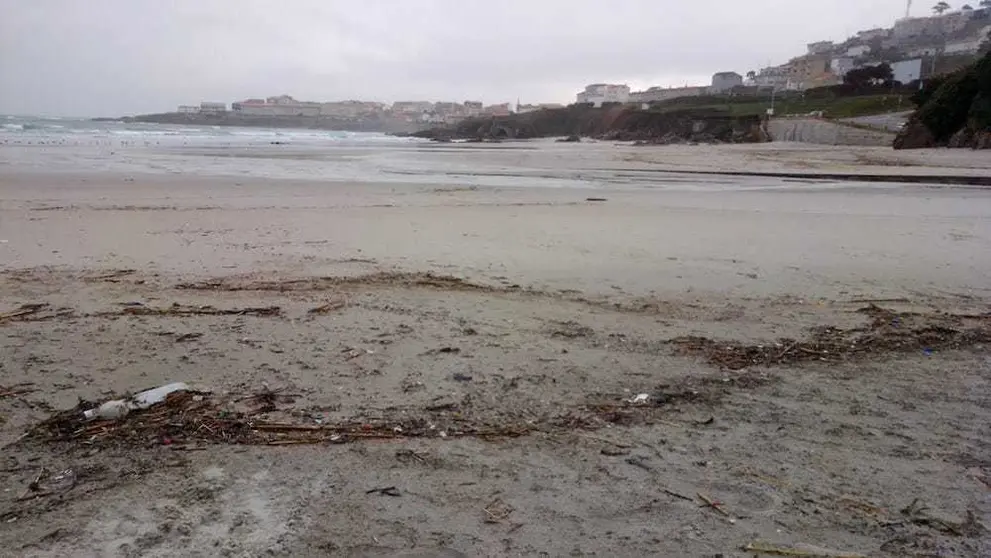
[463,101,483,117]
[483,103,512,116]
[944,37,985,55]
[711,72,743,93]
[891,58,924,85]
[830,57,857,78]
[905,45,941,58]
[176,105,200,114]
[807,41,835,55]
[845,45,871,57]
[231,97,320,117]
[516,103,564,114]
[319,101,386,118]
[392,101,434,114]
[630,86,708,104]
[856,28,889,41]
[576,84,630,107]
[753,67,795,91]
[199,102,227,115]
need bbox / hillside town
[175,96,549,125]
[577,2,991,106]
[168,3,990,125]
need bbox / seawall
[767,117,895,147]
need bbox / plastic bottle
[83,382,190,420]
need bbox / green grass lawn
[648,94,911,119]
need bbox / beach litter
[82,382,190,421]
[18,382,725,451]
[697,492,736,523]
[308,298,347,314]
[628,393,650,405]
[672,305,991,370]
[17,467,77,502]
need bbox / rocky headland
[409,105,768,144]
[894,51,991,149]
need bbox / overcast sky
[1,0,918,116]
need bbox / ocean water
[0,115,621,189]
[1,115,830,191]
[0,115,407,147]
[0,115,601,188]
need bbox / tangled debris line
[672,305,991,370]
[0,304,74,324]
[0,383,38,399]
[20,373,758,450]
[108,302,281,318]
[24,390,530,449]
[175,271,510,294]
[0,302,283,325]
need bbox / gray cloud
[1,0,905,116]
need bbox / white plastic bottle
[83,382,190,420]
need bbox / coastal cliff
[410,105,767,144]
[894,51,991,149]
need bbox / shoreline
[607,166,991,186]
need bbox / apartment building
[576,84,631,107]
[231,96,320,117]
[199,102,227,115]
[710,72,743,93]
[392,101,434,114]
[630,86,708,104]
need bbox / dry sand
[1,144,990,557]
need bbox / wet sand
[1,144,990,557]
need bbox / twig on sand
[483,498,514,523]
[843,297,911,305]
[663,488,694,502]
[0,383,37,398]
[365,486,401,497]
[741,542,867,558]
[0,304,49,322]
[90,269,136,281]
[580,433,632,449]
[900,498,967,536]
[775,342,799,361]
[697,492,736,523]
[625,456,654,472]
[308,299,347,314]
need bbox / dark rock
[893,117,936,150]
[411,105,763,144]
[556,134,581,143]
[947,128,974,148]
[896,51,991,149]
[973,130,991,149]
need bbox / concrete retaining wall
[767,117,895,146]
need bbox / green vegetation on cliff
[650,92,909,119]
[895,51,991,149]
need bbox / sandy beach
[1,141,990,557]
